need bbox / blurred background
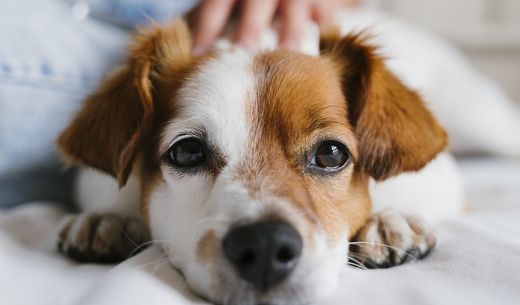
[365,0,520,102]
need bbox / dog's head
[58,21,446,305]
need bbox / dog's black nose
[222,221,303,292]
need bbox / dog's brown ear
[320,30,447,180]
[58,20,192,186]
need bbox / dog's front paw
[58,213,150,263]
[350,210,436,269]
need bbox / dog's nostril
[276,245,295,263]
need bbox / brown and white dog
[56,20,460,305]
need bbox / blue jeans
[0,0,196,208]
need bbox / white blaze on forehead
[160,49,254,165]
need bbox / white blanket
[2,158,519,305]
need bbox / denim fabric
[77,0,199,28]
[0,0,195,208]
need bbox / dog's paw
[57,213,150,263]
[349,210,436,269]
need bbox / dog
[56,19,462,305]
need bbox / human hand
[188,0,359,55]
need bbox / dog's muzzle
[222,221,303,292]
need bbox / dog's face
[145,49,368,304]
[59,21,446,305]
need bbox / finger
[235,0,278,48]
[311,1,334,24]
[278,0,310,50]
[190,0,236,55]
[345,0,361,7]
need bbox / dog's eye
[168,138,206,167]
[311,141,350,170]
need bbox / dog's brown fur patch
[197,230,219,264]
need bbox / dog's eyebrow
[305,105,350,132]
[175,128,207,142]
[157,126,209,162]
[165,127,207,149]
[307,118,348,133]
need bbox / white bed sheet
[1,158,519,305]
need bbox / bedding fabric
[1,158,519,305]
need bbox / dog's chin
[195,280,323,305]
[177,253,343,305]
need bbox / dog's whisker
[349,253,379,269]
[126,256,170,273]
[149,259,171,276]
[347,262,368,270]
[346,259,368,270]
[347,251,373,259]
[346,255,369,270]
[104,254,170,280]
[115,220,140,249]
[128,239,170,257]
[349,241,420,262]
[347,254,366,266]
[113,219,168,259]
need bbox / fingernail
[237,37,258,50]
[279,38,300,51]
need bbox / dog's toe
[350,210,436,269]
[58,213,150,263]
